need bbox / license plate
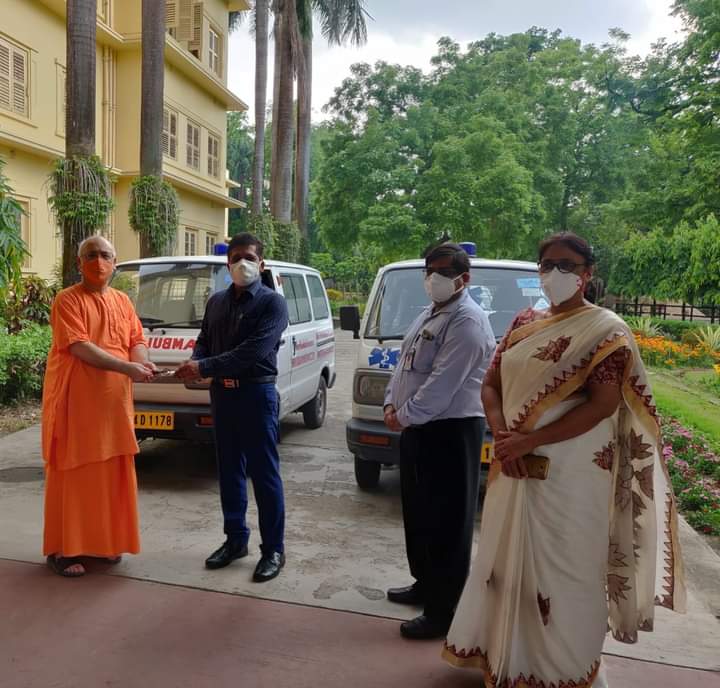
[481,442,494,464]
[134,411,174,430]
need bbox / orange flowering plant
[634,334,718,369]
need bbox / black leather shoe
[205,540,249,570]
[400,614,451,640]
[387,584,424,605]
[252,551,285,582]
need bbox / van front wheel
[302,376,327,429]
[354,456,381,489]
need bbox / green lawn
[649,368,720,445]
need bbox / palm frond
[313,0,370,47]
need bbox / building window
[186,121,200,170]
[184,228,198,256]
[207,133,220,178]
[205,233,216,255]
[162,107,178,159]
[208,27,222,76]
[0,36,29,118]
[56,63,66,137]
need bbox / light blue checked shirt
[384,289,495,428]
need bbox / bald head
[77,235,116,259]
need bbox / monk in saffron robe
[42,236,157,576]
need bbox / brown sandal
[47,554,85,577]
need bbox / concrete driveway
[1,330,719,676]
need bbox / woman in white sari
[443,233,685,687]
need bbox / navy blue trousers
[210,383,285,554]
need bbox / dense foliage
[1,276,57,335]
[0,324,51,404]
[129,175,180,255]
[307,1,719,300]
[48,156,115,235]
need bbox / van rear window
[364,267,542,341]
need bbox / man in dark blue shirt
[175,232,289,582]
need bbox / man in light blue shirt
[383,242,495,640]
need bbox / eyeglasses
[425,267,461,279]
[81,251,115,261]
[538,259,586,274]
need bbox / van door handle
[292,336,297,356]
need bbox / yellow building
[0,0,248,280]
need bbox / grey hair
[77,235,116,258]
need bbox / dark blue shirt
[193,279,289,379]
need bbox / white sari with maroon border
[442,305,685,688]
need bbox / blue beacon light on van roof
[213,243,229,256]
[458,242,477,257]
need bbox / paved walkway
[2,559,718,688]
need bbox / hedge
[0,324,52,404]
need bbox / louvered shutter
[169,112,177,158]
[162,109,170,155]
[12,49,27,115]
[0,41,11,111]
[165,0,180,29]
[189,2,203,53]
[177,0,193,42]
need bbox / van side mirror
[340,305,361,339]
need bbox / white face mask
[424,272,464,304]
[540,268,584,306]
[230,258,260,287]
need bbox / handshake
[124,359,203,383]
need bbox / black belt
[217,376,277,388]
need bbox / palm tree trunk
[140,0,164,178]
[63,0,97,286]
[139,0,165,257]
[269,5,281,211]
[251,0,269,216]
[293,35,311,238]
[270,5,294,223]
[66,0,96,157]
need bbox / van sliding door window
[306,275,329,321]
[281,274,312,325]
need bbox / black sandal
[47,554,85,577]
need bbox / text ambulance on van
[340,245,542,489]
[112,250,336,441]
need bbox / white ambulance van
[112,251,336,441]
[340,246,542,489]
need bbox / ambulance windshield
[113,262,231,328]
[364,266,543,341]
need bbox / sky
[227,0,685,121]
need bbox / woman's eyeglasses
[538,259,586,274]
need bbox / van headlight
[354,371,390,406]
